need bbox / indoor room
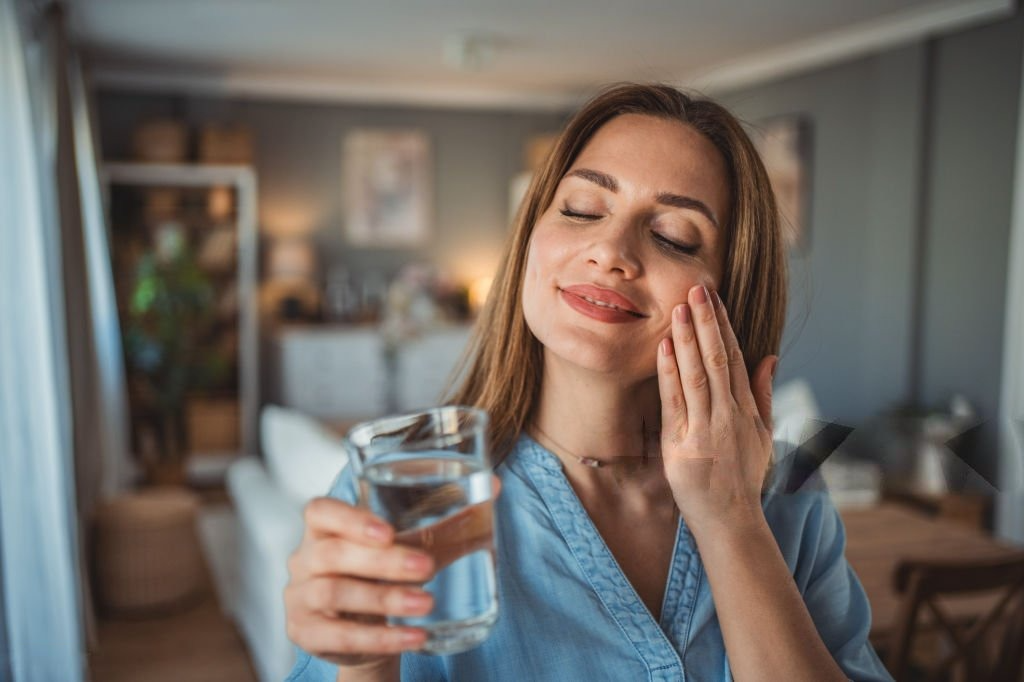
[2,1,1024,680]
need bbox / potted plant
[123,223,228,485]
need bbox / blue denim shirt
[288,435,893,681]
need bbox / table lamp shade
[267,239,316,279]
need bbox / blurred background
[2,0,1024,680]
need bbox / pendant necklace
[531,419,657,470]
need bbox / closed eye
[559,207,601,221]
[652,232,699,256]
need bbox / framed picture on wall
[342,130,431,247]
[750,115,813,249]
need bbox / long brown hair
[448,83,787,461]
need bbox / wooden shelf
[102,161,260,455]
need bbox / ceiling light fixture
[442,32,496,72]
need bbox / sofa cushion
[260,405,349,506]
[772,378,821,446]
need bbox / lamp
[267,238,316,281]
[262,237,319,322]
[468,276,493,315]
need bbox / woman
[284,84,893,681]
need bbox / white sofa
[226,405,350,682]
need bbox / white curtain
[996,22,1024,544]
[69,50,132,500]
[0,0,86,679]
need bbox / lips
[559,284,646,323]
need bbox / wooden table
[839,502,1022,644]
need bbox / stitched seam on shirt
[658,516,684,630]
[680,557,704,662]
[517,447,649,665]
[518,438,681,672]
[284,653,311,681]
[648,664,678,672]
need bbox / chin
[543,335,655,382]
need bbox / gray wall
[720,11,1022,482]
[96,93,566,282]
[919,14,1023,471]
[720,45,928,425]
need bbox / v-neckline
[516,436,704,676]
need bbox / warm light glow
[261,201,319,238]
[468,276,493,314]
[207,185,234,220]
[267,238,316,279]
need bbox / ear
[751,355,778,434]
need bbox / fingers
[286,611,427,658]
[687,285,733,411]
[305,537,435,583]
[670,301,711,424]
[304,497,394,545]
[751,355,778,436]
[711,291,758,417]
[657,335,687,440]
[295,576,434,619]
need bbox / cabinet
[267,325,473,423]
[102,162,259,456]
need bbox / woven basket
[132,119,189,163]
[94,487,204,615]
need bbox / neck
[529,353,666,490]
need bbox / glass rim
[345,405,489,451]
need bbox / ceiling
[67,0,1015,109]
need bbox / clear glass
[345,406,497,655]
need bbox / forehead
[567,114,730,218]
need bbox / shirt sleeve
[795,491,895,682]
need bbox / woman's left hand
[657,284,778,531]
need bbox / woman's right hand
[284,496,436,672]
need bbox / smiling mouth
[561,289,646,318]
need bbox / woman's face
[522,113,730,382]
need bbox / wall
[720,11,1022,484]
[919,13,1023,478]
[720,45,927,425]
[95,92,566,285]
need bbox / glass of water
[345,406,497,655]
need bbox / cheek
[521,240,546,327]
[650,266,714,319]
[523,228,563,288]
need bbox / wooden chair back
[886,551,1024,682]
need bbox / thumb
[751,355,778,434]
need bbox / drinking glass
[345,406,497,655]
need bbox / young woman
[284,84,893,681]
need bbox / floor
[88,495,259,682]
[88,586,258,682]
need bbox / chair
[886,551,1024,681]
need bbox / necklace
[531,419,659,470]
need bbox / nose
[584,221,641,278]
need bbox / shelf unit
[102,162,260,456]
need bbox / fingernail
[673,303,690,323]
[695,286,709,304]
[404,552,433,573]
[402,590,433,611]
[712,290,723,310]
[771,357,779,380]
[400,630,426,645]
[660,338,672,356]
[365,521,391,541]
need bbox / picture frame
[342,129,432,247]
[750,115,813,249]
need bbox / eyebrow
[565,167,720,229]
